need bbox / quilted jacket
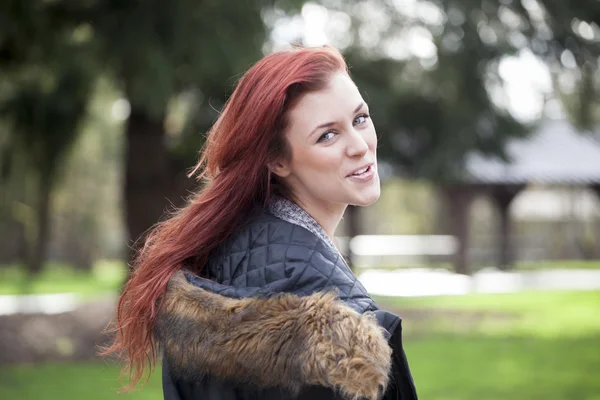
[155,202,418,400]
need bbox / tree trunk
[0,214,27,265]
[27,175,52,276]
[577,62,595,129]
[124,107,171,270]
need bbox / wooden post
[440,184,475,275]
[591,184,600,200]
[590,184,600,258]
[489,184,526,270]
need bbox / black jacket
[156,210,418,400]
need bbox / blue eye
[354,114,370,125]
[317,131,336,143]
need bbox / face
[271,72,380,210]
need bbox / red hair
[101,46,348,390]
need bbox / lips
[347,163,374,177]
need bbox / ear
[267,158,291,178]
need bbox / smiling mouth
[351,166,370,176]
[347,164,375,181]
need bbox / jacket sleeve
[162,357,182,400]
[162,357,246,400]
[383,320,419,400]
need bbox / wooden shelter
[441,119,600,274]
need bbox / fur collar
[155,271,392,400]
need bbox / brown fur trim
[155,271,392,400]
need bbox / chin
[350,187,380,207]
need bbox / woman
[103,45,418,400]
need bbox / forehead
[286,73,364,133]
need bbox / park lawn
[356,259,600,271]
[375,289,600,338]
[0,361,163,400]
[377,290,600,399]
[1,259,599,297]
[514,259,600,270]
[405,335,600,400]
[2,337,600,400]
[0,260,125,297]
[1,290,599,400]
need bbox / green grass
[406,336,600,400]
[2,337,599,400]
[1,260,599,399]
[0,260,125,297]
[0,362,162,400]
[515,260,600,270]
[375,290,600,338]
[376,290,600,399]
[1,259,598,297]
[356,260,600,271]
[1,290,599,399]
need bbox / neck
[289,195,347,240]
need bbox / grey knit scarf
[266,196,338,253]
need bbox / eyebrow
[308,101,367,138]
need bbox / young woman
[103,45,418,400]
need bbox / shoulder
[216,210,332,257]
[207,210,343,280]
[200,208,377,314]
[208,209,341,275]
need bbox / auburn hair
[100,45,348,390]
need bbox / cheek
[367,126,378,150]
[293,147,342,176]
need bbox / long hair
[100,46,348,390]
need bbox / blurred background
[1,0,599,399]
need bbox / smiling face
[270,72,380,214]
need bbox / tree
[1,0,301,272]
[520,0,600,129]
[0,0,95,273]
[307,0,599,272]
[1,66,92,274]
[84,0,285,265]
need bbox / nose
[345,128,369,158]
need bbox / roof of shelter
[463,119,600,184]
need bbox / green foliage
[341,1,530,181]
[2,0,598,270]
[1,63,92,180]
[0,1,99,270]
[87,0,270,118]
[334,0,600,180]
[0,0,302,268]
